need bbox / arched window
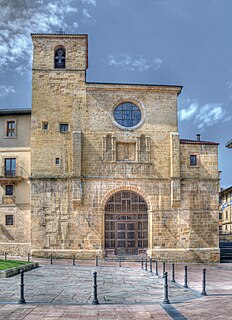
[54,47,66,69]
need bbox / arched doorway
[105,190,148,255]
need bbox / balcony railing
[4,169,16,177]
[0,167,28,182]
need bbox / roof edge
[225,138,232,148]
[87,81,183,94]
[180,139,219,145]
[31,33,88,38]
[220,185,232,195]
[0,109,31,116]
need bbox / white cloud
[227,82,232,89]
[15,64,31,76]
[82,0,97,6]
[108,54,162,72]
[0,0,78,73]
[179,103,198,121]
[82,8,91,18]
[0,85,15,98]
[73,22,79,28]
[179,101,226,129]
[195,104,225,129]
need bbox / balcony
[4,170,16,177]
[2,196,16,205]
[0,167,27,184]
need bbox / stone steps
[220,242,232,263]
[104,255,145,262]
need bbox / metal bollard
[201,268,207,296]
[50,254,53,265]
[4,252,7,260]
[73,255,75,266]
[96,255,98,267]
[162,261,165,278]
[150,257,152,272]
[18,270,26,304]
[155,260,158,275]
[171,263,175,283]
[184,266,188,288]
[92,271,99,304]
[119,257,121,267]
[27,253,30,262]
[145,258,147,271]
[162,271,170,304]
[141,257,144,269]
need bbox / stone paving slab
[0,260,232,319]
[0,264,199,305]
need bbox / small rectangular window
[190,155,197,166]
[60,123,69,132]
[6,120,16,137]
[5,185,14,196]
[6,215,13,226]
[42,122,48,130]
[55,158,60,165]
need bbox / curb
[0,262,39,278]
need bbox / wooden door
[116,221,137,255]
[105,190,148,256]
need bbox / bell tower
[30,34,88,254]
[32,33,88,71]
[31,33,88,176]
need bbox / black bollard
[18,270,26,304]
[155,260,159,275]
[27,253,30,262]
[96,255,98,267]
[162,261,165,278]
[141,257,144,269]
[50,254,53,265]
[145,258,148,271]
[4,252,7,260]
[184,266,188,288]
[162,272,170,304]
[150,257,152,272]
[73,255,75,266]
[171,263,175,283]
[119,257,121,267]
[92,271,99,304]
[201,268,207,296]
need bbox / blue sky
[0,0,231,187]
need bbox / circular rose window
[114,102,142,128]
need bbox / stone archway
[105,190,148,256]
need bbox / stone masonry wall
[30,34,219,262]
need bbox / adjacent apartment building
[0,109,31,254]
[219,186,232,235]
[0,33,220,262]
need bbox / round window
[114,102,142,128]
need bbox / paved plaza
[0,259,231,319]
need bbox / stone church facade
[0,33,220,262]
